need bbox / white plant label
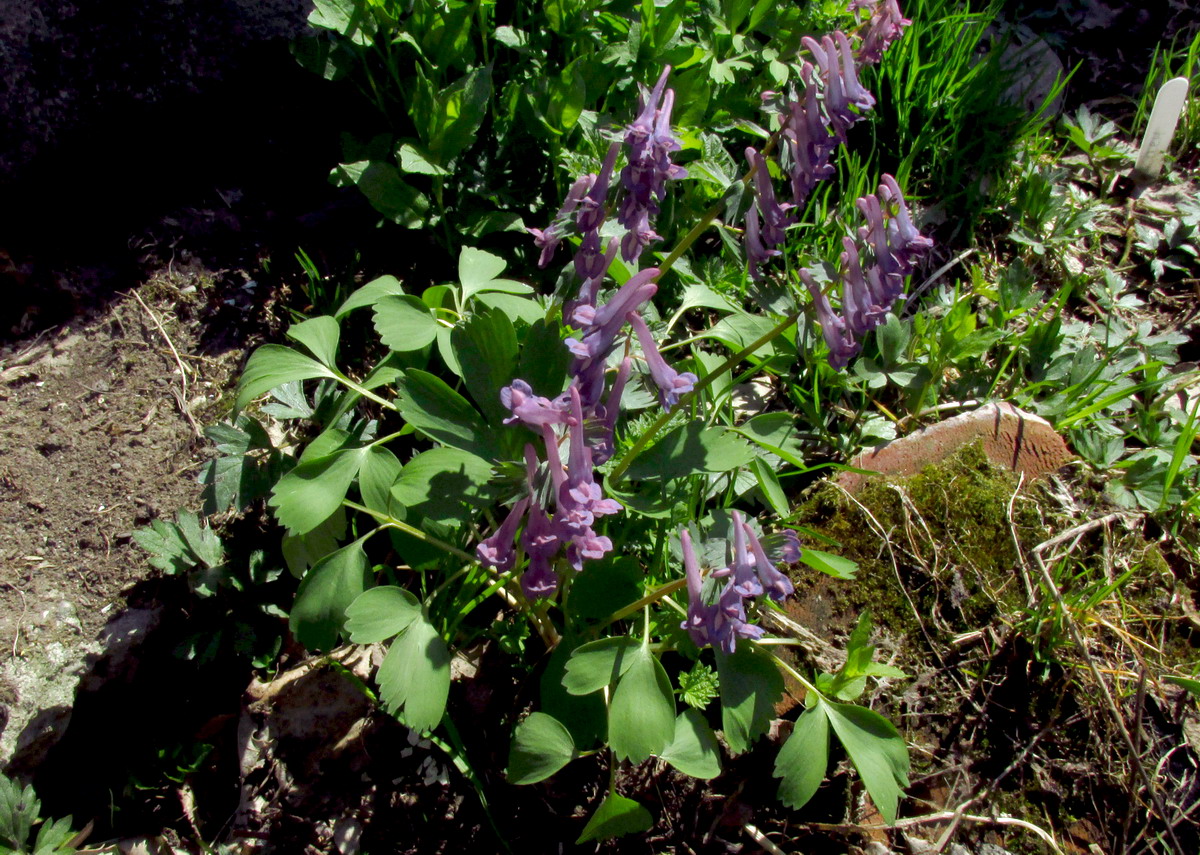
[1133,76,1189,181]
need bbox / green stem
[333,370,400,411]
[600,578,686,628]
[607,310,801,485]
[342,499,476,562]
[764,646,824,699]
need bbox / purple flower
[476,496,530,571]
[568,268,659,410]
[617,67,687,262]
[678,518,798,654]
[529,175,593,268]
[680,529,720,649]
[800,175,932,368]
[765,529,803,565]
[521,553,559,601]
[592,356,632,465]
[626,312,697,409]
[726,511,764,598]
[500,379,570,428]
[743,521,795,602]
[744,147,795,280]
[799,268,861,369]
[851,0,912,65]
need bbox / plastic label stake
[1132,76,1189,184]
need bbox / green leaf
[396,370,495,458]
[451,309,520,428]
[427,67,493,164]
[175,510,224,568]
[660,709,721,779]
[0,773,40,848]
[377,609,451,732]
[389,447,494,525]
[345,585,421,643]
[289,537,371,651]
[609,646,676,763]
[517,318,570,398]
[774,705,830,809]
[716,644,783,755]
[281,507,347,577]
[307,0,370,42]
[359,445,403,518]
[626,421,756,480]
[236,344,336,411]
[562,636,640,695]
[704,313,795,360]
[1166,676,1200,699]
[800,548,858,581]
[286,315,340,367]
[398,142,450,176]
[734,412,809,468]
[824,701,910,825]
[751,457,789,516]
[508,712,577,785]
[373,295,440,353]
[541,637,607,747]
[458,246,532,305]
[333,161,430,228]
[270,446,368,534]
[133,518,197,575]
[566,557,642,621]
[576,793,653,844]
[335,275,406,319]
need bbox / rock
[836,403,1074,495]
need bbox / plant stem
[764,646,823,699]
[333,370,400,411]
[608,310,801,485]
[342,499,476,562]
[600,577,687,628]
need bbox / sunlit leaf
[716,644,783,755]
[609,646,675,763]
[286,315,341,368]
[289,537,371,651]
[335,275,406,319]
[824,701,910,825]
[800,548,858,581]
[774,704,830,809]
[377,609,451,732]
[562,636,640,696]
[660,709,721,779]
[345,585,421,643]
[270,446,368,534]
[575,793,653,844]
[508,712,577,784]
[373,295,440,352]
[626,421,756,480]
[236,345,336,411]
[396,370,496,458]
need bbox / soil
[0,3,1197,854]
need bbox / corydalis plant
[802,175,934,367]
[681,513,801,654]
[744,4,910,279]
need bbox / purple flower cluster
[680,511,801,654]
[530,67,686,284]
[744,29,878,279]
[849,0,912,65]
[479,69,697,601]
[799,174,933,368]
[742,1,913,281]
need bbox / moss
[790,441,1050,641]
